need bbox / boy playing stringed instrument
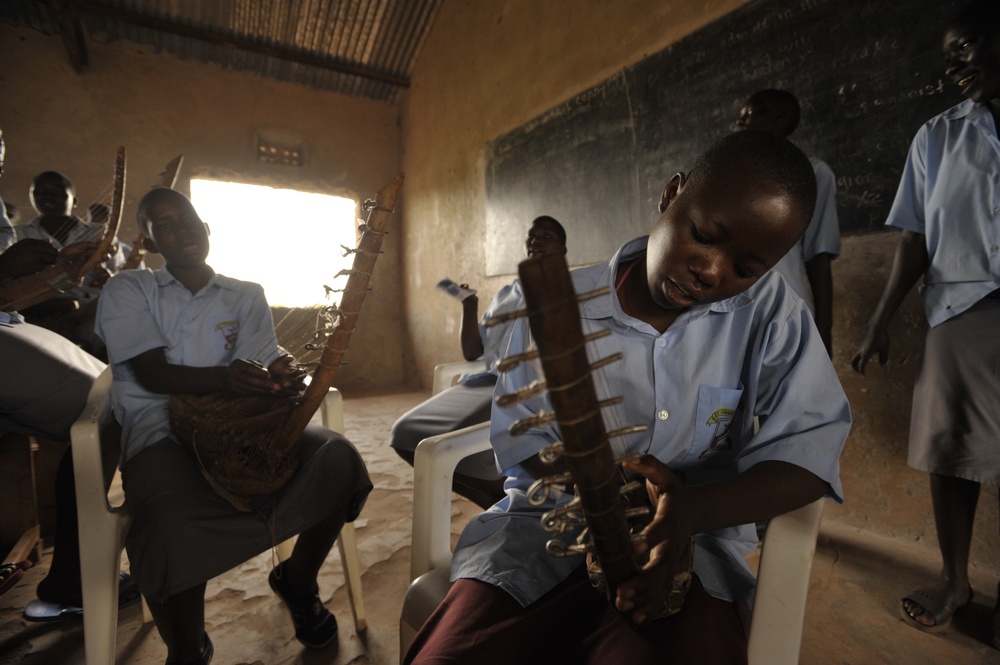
[404,130,849,665]
[16,170,128,357]
[95,187,372,665]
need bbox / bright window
[189,179,357,307]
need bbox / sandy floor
[1,388,998,664]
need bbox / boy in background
[735,88,841,357]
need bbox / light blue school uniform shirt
[95,267,280,464]
[16,216,128,304]
[458,281,524,387]
[451,237,850,607]
[885,98,1000,328]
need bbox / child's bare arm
[614,455,827,625]
[130,347,291,396]
[851,230,928,375]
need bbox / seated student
[15,171,127,358]
[389,215,567,509]
[735,88,841,357]
[403,130,850,665]
[96,187,372,665]
[0,131,135,619]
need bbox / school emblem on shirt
[700,407,735,459]
[216,320,239,351]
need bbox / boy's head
[87,202,111,226]
[943,0,1000,105]
[29,171,76,218]
[734,89,801,137]
[526,215,567,258]
[137,187,210,267]
[645,130,815,311]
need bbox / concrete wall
[401,1,998,567]
[0,25,407,391]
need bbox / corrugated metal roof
[0,0,443,103]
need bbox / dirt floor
[0,388,997,664]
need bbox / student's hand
[614,455,694,625]
[86,266,112,288]
[267,354,307,396]
[0,238,58,279]
[225,358,293,396]
[850,326,889,375]
[59,241,115,269]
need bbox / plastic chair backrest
[71,365,150,665]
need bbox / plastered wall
[401,1,998,566]
[1,26,406,390]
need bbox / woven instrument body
[169,394,296,509]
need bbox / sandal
[899,584,973,633]
[23,571,142,622]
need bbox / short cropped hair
[686,130,817,228]
[32,171,75,194]
[754,89,801,135]
[136,187,197,233]
[531,215,567,247]
[949,0,1000,40]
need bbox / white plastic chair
[73,368,366,665]
[397,416,826,665]
[71,367,150,665]
[276,385,367,633]
[430,360,483,395]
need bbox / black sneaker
[268,562,338,649]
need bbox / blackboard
[485,0,963,275]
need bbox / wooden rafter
[47,0,89,73]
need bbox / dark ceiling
[1,0,445,103]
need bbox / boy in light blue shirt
[405,130,849,664]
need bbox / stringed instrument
[168,173,404,511]
[494,251,693,615]
[0,147,125,312]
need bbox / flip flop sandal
[898,585,972,633]
[22,571,141,623]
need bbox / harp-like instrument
[168,173,403,511]
[0,147,126,312]
[495,251,692,614]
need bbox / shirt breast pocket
[689,384,744,461]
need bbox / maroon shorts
[404,566,747,665]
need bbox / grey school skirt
[908,294,1000,485]
[121,425,372,601]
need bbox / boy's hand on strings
[267,354,307,395]
[226,358,299,397]
[614,454,694,626]
[86,266,112,288]
[0,238,58,279]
